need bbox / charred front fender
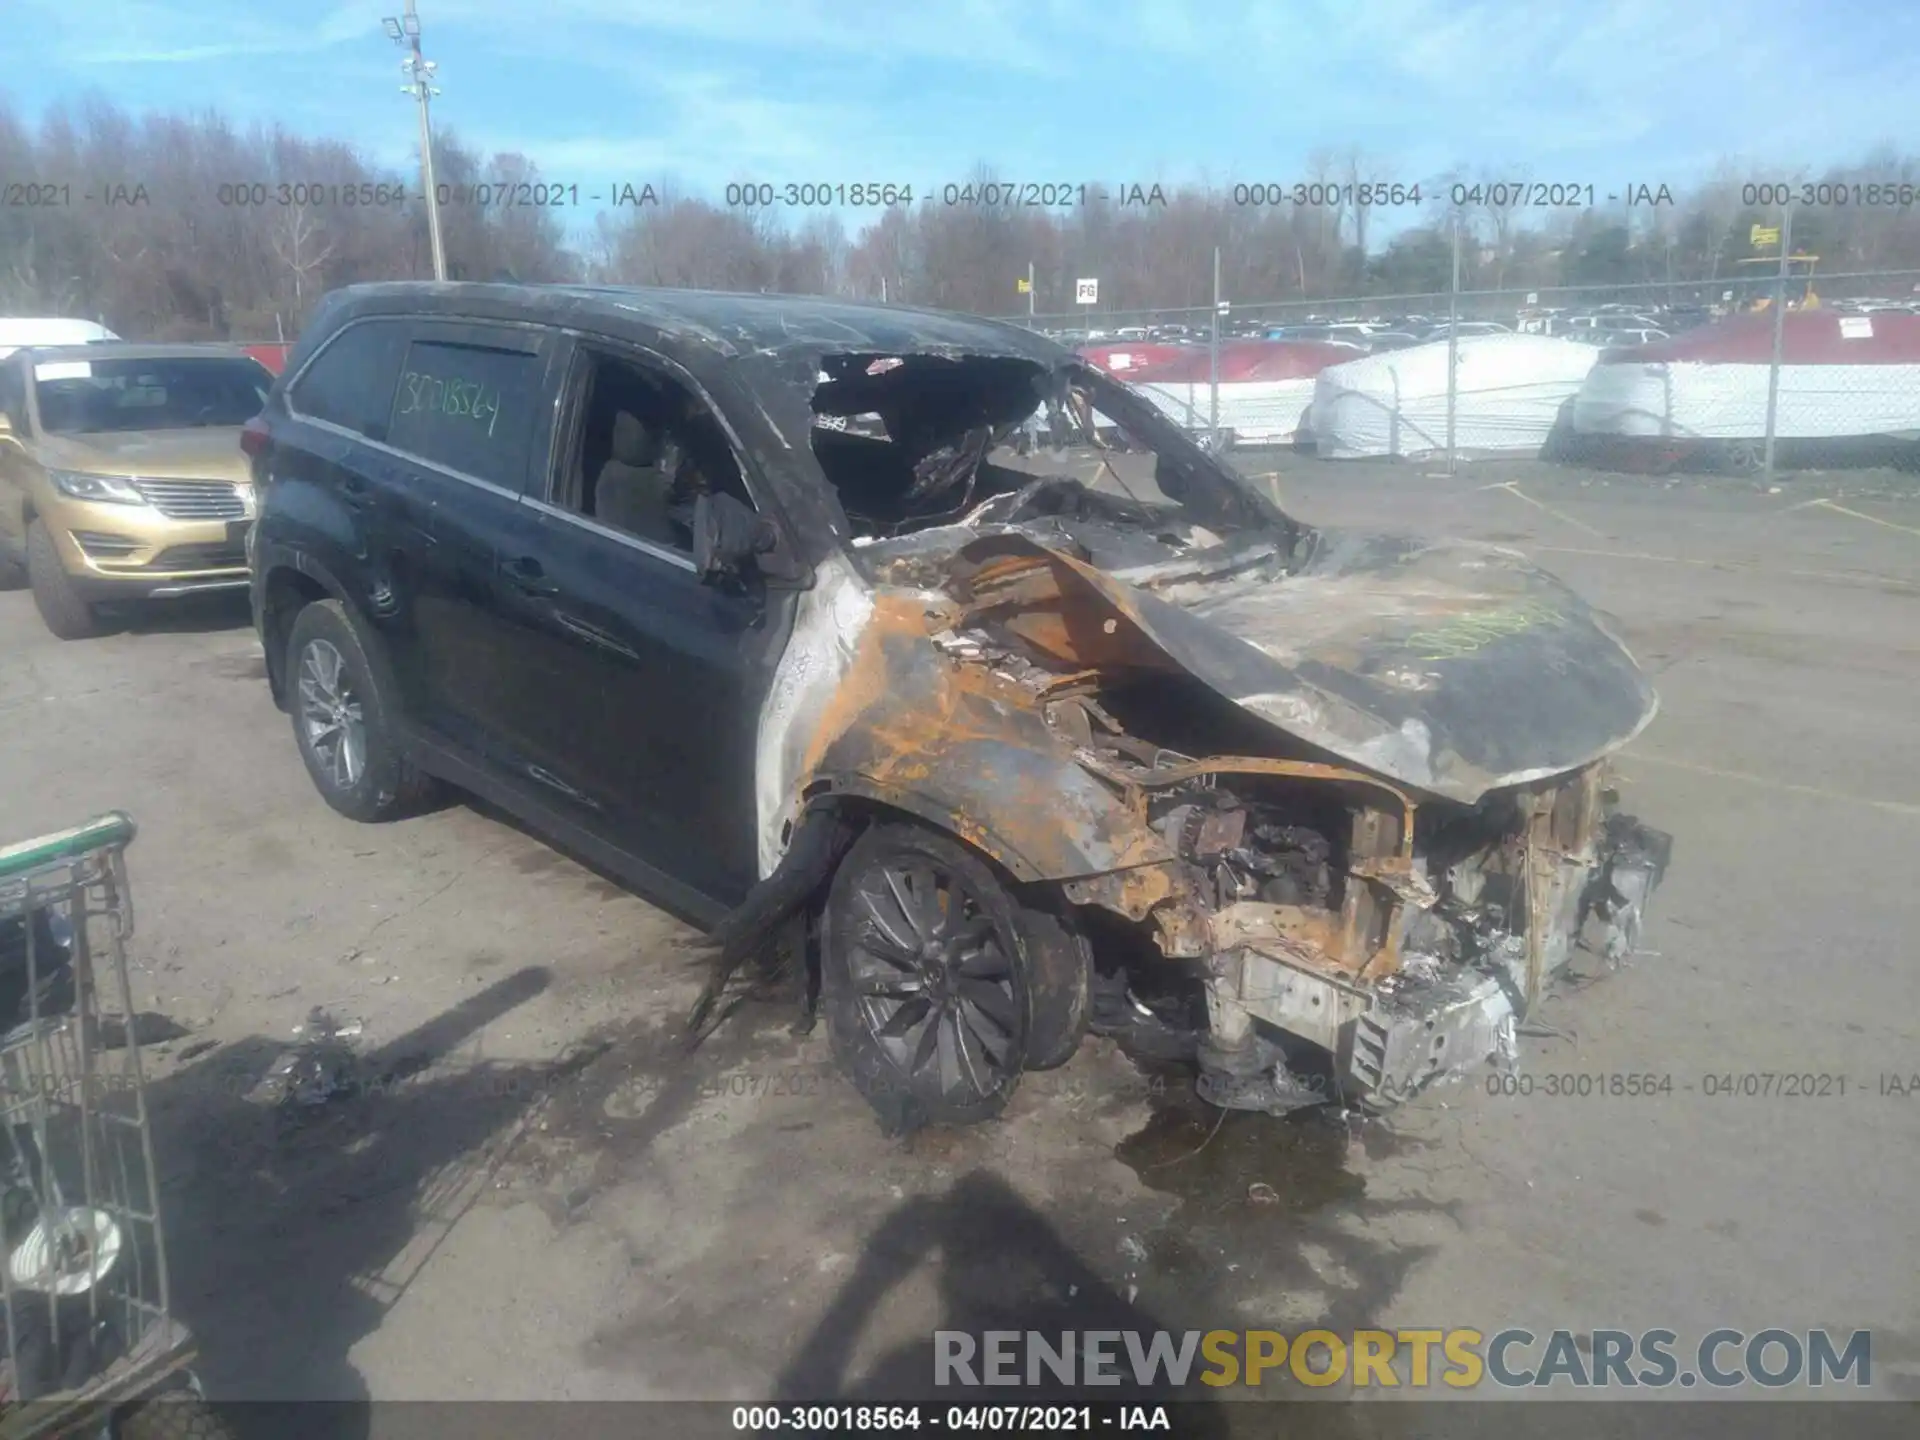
[801,599,1177,883]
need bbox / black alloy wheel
[823,825,1036,1132]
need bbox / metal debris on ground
[263,1006,366,1107]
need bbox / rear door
[273,316,427,692]
[376,321,560,759]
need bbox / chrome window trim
[282,414,527,503]
[518,495,697,573]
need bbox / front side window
[32,357,271,435]
[385,339,544,491]
[553,350,758,555]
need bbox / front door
[483,340,798,906]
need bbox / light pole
[385,4,446,281]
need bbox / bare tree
[1477,164,1527,290]
[0,92,1914,337]
[269,205,335,313]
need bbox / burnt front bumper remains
[1129,763,1672,1114]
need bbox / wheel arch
[796,752,1175,888]
[257,549,349,710]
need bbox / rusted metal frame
[1343,806,1406,978]
[1071,752,1419,836]
[1518,764,1609,1008]
[1066,750,1425,977]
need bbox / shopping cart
[0,815,228,1439]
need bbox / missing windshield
[808,352,1295,566]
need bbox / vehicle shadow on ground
[143,967,575,1438]
[770,1171,1286,1433]
[103,592,254,637]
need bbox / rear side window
[386,340,543,491]
[289,321,408,440]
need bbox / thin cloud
[444,0,1051,73]
[36,1,375,65]
[6,0,1909,225]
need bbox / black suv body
[247,282,1669,1133]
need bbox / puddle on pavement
[1107,1063,1440,1325]
[1117,1096,1361,1216]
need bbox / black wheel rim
[846,857,1020,1101]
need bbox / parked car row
[1830,296,1919,316]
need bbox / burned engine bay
[764,348,1671,1113]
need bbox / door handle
[502,555,559,596]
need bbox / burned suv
[247,283,1670,1132]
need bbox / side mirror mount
[692,492,778,586]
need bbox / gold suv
[0,343,272,639]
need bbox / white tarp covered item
[1308,335,1601,459]
[0,318,119,358]
[1572,311,1920,440]
[1137,378,1319,444]
[1128,342,1354,445]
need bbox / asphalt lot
[1,454,1917,1421]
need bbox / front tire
[822,824,1043,1132]
[1016,904,1092,1071]
[26,521,102,640]
[285,599,440,823]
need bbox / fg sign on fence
[1075,278,1099,305]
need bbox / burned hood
[950,526,1658,805]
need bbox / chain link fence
[1001,262,1920,482]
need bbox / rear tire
[26,521,101,640]
[823,824,1060,1132]
[285,599,441,823]
[0,543,25,591]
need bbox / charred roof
[315,282,1071,366]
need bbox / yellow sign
[1750,225,1780,248]
[1016,277,1032,293]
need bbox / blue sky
[8,0,1914,242]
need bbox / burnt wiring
[685,811,858,1049]
[1065,384,1147,507]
